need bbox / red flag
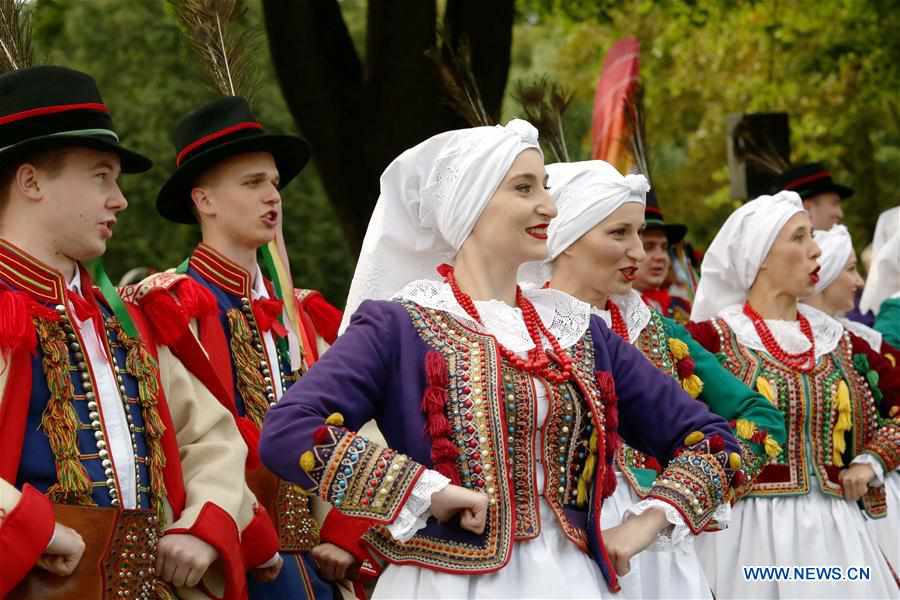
[590,37,640,173]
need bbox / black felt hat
[774,162,853,201]
[157,96,310,224]
[0,66,152,173]
[644,188,687,244]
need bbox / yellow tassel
[682,374,703,398]
[764,435,783,459]
[227,309,270,428]
[756,377,777,405]
[832,380,852,466]
[300,450,316,473]
[668,337,689,361]
[577,430,598,507]
[325,413,345,427]
[890,406,899,418]
[729,452,742,469]
[735,418,757,440]
[886,353,896,368]
[684,430,704,446]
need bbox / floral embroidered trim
[300,425,423,522]
[647,433,737,534]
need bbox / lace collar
[394,279,591,352]
[718,303,843,359]
[838,317,883,353]
[590,290,652,344]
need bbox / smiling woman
[260,123,747,599]
[687,192,900,599]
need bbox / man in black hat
[632,190,693,322]
[0,66,255,600]
[775,162,853,230]
[137,96,353,600]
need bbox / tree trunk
[262,0,513,255]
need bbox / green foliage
[508,0,900,252]
[32,0,353,305]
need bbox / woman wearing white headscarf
[259,122,746,598]
[686,192,899,599]
[520,160,785,599]
[862,218,900,348]
[804,225,900,573]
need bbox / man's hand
[840,463,876,501]
[311,543,359,581]
[156,534,218,588]
[430,485,489,535]
[602,507,670,576]
[35,523,86,576]
[251,552,283,583]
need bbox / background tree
[261,0,515,254]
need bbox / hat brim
[157,133,311,224]
[0,134,152,174]
[798,182,855,201]
[645,221,688,245]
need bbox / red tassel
[235,416,262,470]
[434,461,462,485]
[602,464,617,498]
[426,412,451,438]
[420,387,446,415]
[709,434,724,452]
[431,438,459,462]
[751,429,767,444]
[605,431,619,461]
[425,350,449,387]
[605,400,618,432]
[645,457,662,473]
[313,425,332,446]
[140,288,189,346]
[173,278,217,319]
[676,356,696,380]
[435,263,453,279]
[732,470,747,487]
[0,291,38,354]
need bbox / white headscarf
[872,206,900,259]
[340,119,542,332]
[860,228,900,316]
[691,191,806,322]
[812,224,853,294]
[518,160,649,285]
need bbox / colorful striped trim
[0,102,109,126]
[189,243,252,297]
[176,121,263,166]
[0,239,67,303]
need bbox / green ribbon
[85,258,139,339]
[257,245,291,360]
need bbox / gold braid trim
[110,319,169,523]
[226,308,269,428]
[35,317,94,505]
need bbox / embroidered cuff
[863,422,900,473]
[852,453,886,487]
[300,424,425,523]
[646,432,737,534]
[386,469,450,543]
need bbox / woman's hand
[602,507,671,576]
[429,485,489,534]
[311,543,359,581]
[840,463,876,501]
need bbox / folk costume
[260,121,747,599]
[0,67,251,600]
[130,96,342,600]
[862,213,900,350]
[819,225,900,572]
[687,192,900,598]
[522,160,785,599]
